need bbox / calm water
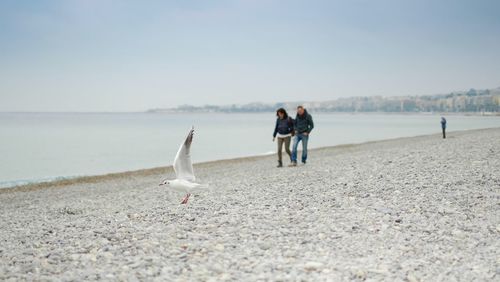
[1,112,499,188]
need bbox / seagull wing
[173,127,196,181]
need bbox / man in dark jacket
[290,106,314,166]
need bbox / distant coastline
[146,109,500,117]
[148,86,500,114]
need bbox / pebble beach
[1,128,499,281]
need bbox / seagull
[159,127,207,204]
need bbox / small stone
[369,267,389,275]
[407,273,419,282]
[101,252,114,260]
[354,270,366,280]
[214,244,225,251]
[451,229,466,239]
[210,263,224,274]
[127,213,139,219]
[258,242,271,250]
[304,261,323,271]
[322,268,331,274]
[69,254,80,261]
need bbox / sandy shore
[1,128,499,281]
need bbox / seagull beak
[159,183,164,186]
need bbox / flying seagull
[159,127,206,204]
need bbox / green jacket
[294,110,314,134]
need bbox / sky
[0,0,499,112]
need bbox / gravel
[1,128,499,281]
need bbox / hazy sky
[1,0,499,112]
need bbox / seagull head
[159,179,171,186]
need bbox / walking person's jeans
[291,133,309,163]
[277,136,292,162]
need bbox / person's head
[276,108,288,119]
[297,105,305,116]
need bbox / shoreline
[2,127,497,194]
[2,111,499,116]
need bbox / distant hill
[148,87,500,113]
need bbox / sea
[1,112,499,188]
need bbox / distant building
[149,87,500,114]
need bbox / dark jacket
[294,110,314,134]
[273,117,294,137]
[441,118,447,129]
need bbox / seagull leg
[180,193,191,204]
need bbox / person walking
[273,108,294,167]
[441,117,447,139]
[290,106,314,166]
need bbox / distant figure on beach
[273,108,294,167]
[441,117,447,139]
[290,106,314,166]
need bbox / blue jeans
[291,133,309,163]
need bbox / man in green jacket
[290,106,314,166]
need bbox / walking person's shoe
[277,161,283,168]
[302,161,306,165]
[288,162,297,167]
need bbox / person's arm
[273,119,279,138]
[307,115,314,133]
